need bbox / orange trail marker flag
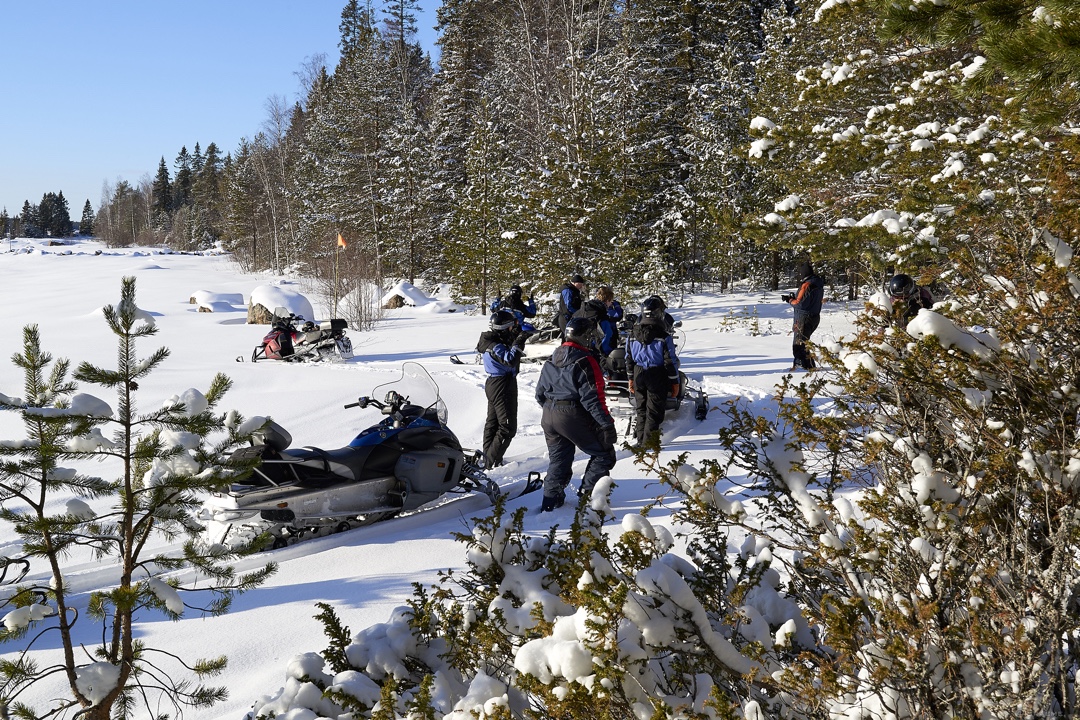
[337,233,347,249]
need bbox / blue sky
[0,1,440,220]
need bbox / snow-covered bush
[250,485,811,719]
[659,221,1080,719]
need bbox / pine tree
[0,278,275,719]
[872,0,1080,124]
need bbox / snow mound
[249,285,316,321]
[190,290,244,313]
[381,281,465,313]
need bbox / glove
[781,294,792,303]
[513,332,529,349]
[599,423,618,447]
[670,383,680,398]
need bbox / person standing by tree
[782,260,825,371]
[535,317,618,511]
[886,273,934,324]
[556,273,587,337]
[476,309,530,468]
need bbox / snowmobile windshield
[371,362,448,425]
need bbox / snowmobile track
[212,471,543,553]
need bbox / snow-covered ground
[0,238,859,719]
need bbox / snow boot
[540,491,565,513]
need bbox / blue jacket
[477,330,521,377]
[535,342,612,426]
[626,320,678,379]
[607,300,624,322]
[559,285,582,319]
[492,295,537,319]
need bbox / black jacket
[535,341,612,427]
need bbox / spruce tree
[79,200,93,236]
[20,200,40,239]
[151,157,172,231]
[173,146,194,211]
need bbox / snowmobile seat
[255,420,293,452]
[320,318,347,332]
[276,444,398,485]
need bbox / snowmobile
[248,306,354,363]
[199,362,541,549]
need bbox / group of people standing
[478,273,681,512]
[478,263,934,514]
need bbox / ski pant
[792,312,820,369]
[483,375,518,468]
[632,365,671,445]
[541,401,616,498]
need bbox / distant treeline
[2,193,95,240]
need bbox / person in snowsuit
[494,284,537,320]
[575,298,618,357]
[477,309,530,468]
[782,261,825,371]
[625,304,680,447]
[886,273,933,325]
[556,273,587,337]
[535,316,618,512]
[642,294,676,333]
[596,285,624,324]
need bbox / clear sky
[0,1,440,219]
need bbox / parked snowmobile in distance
[249,306,353,363]
[199,362,538,550]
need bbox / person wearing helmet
[886,273,933,324]
[574,298,618,356]
[641,294,676,333]
[493,283,537,319]
[782,260,825,371]
[626,306,680,447]
[476,309,530,468]
[534,316,618,512]
[556,273,587,337]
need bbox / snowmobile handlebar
[344,391,408,415]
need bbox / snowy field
[0,238,860,718]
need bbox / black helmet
[642,295,666,312]
[564,316,596,345]
[887,274,916,299]
[641,295,666,320]
[507,284,523,300]
[490,309,518,332]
